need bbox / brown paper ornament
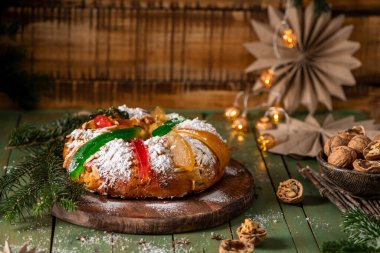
[245,3,361,114]
[263,114,379,157]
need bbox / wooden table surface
[0,108,369,253]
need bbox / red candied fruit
[94,115,114,128]
[131,139,152,182]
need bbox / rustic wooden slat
[257,151,320,252]
[0,112,21,252]
[205,112,297,253]
[3,2,379,110]
[279,109,370,248]
[0,112,61,252]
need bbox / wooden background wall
[1,0,380,116]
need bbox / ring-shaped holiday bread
[63,106,231,198]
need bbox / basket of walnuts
[316,125,380,197]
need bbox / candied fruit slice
[151,106,167,123]
[167,132,195,171]
[131,139,152,182]
[94,114,114,128]
[175,129,230,170]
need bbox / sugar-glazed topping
[63,128,112,168]
[166,113,181,120]
[144,136,174,185]
[177,118,225,142]
[118,105,150,119]
[85,139,134,190]
[182,135,217,179]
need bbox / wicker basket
[316,151,380,197]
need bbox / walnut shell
[219,240,254,253]
[328,146,356,168]
[337,125,365,140]
[237,219,267,246]
[347,135,371,158]
[352,159,380,173]
[324,135,349,156]
[276,179,304,204]
[363,141,380,160]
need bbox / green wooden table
[0,108,368,253]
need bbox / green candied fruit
[152,117,185,137]
[68,127,141,179]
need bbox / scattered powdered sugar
[118,105,150,119]
[64,128,112,167]
[144,137,174,183]
[199,190,232,204]
[85,139,134,189]
[182,135,216,178]
[145,202,186,215]
[177,118,225,142]
[225,165,243,176]
[166,113,181,119]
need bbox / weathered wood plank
[279,109,370,248]
[2,2,378,110]
[0,111,61,252]
[205,111,297,253]
[258,151,320,252]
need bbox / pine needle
[0,114,87,222]
[342,209,380,250]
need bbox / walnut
[219,240,254,253]
[276,179,304,204]
[328,146,356,168]
[353,159,380,173]
[324,135,349,156]
[237,219,267,246]
[337,125,365,140]
[363,141,380,160]
[347,135,371,157]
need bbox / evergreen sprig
[0,114,87,222]
[322,240,376,253]
[322,210,380,253]
[7,114,87,149]
[90,106,129,120]
[342,210,380,250]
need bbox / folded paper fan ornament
[263,114,379,157]
[245,2,361,114]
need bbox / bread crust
[63,115,229,198]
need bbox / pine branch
[6,114,88,149]
[342,209,380,250]
[0,115,86,222]
[322,240,376,253]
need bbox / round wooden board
[52,159,255,234]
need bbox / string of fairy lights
[225,0,297,150]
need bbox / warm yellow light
[231,116,249,133]
[225,106,241,122]
[260,69,275,88]
[255,116,276,131]
[268,109,284,124]
[282,28,297,48]
[257,133,277,151]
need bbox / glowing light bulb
[282,28,297,48]
[257,133,277,151]
[231,116,249,133]
[260,69,275,88]
[225,106,241,122]
[255,116,276,131]
[268,109,284,124]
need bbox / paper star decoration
[245,2,361,114]
[263,115,379,157]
